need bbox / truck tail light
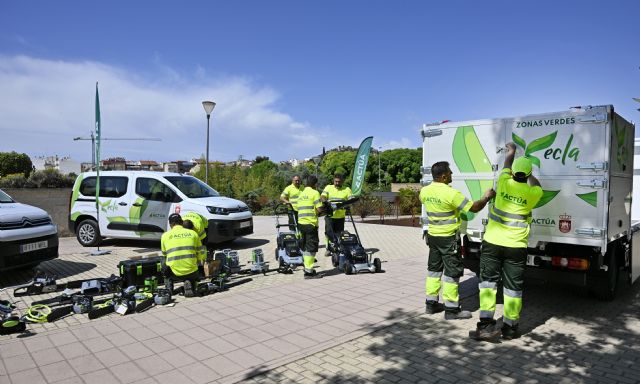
[551,257,589,270]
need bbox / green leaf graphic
[107,216,128,223]
[525,131,557,156]
[528,155,540,168]
[576,192,597,207]
[512,133,526,150]
[534,190,560,208]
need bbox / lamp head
[202,101,216,116]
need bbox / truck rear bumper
[463,256,588,286]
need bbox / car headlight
[207,206,229,215]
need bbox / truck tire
[588,245,619,301]
[76,219,101,247]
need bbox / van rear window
[80,177,128,198]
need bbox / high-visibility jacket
[160,225,205,276]
[419,182,473,237]
[321,185,352,219]
[181,211,208,241]
[281,184,304,211]
[483,168,543,248]
[297,187,322,227]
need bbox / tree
[0,151,33,178]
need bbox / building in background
[32,155,81,175]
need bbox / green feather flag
[351,136,373,196]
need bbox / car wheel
[77,219,101,247]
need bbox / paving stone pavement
[1,215,639,384]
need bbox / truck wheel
[77,219,101,247]
[589,246,619,301]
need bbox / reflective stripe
[504,288,523,298]
[480,310,494,319]
[167,254,197,262]
[488,212,528,228]
[164,245,196,254]
[456,198,470,211]
[313,199,321,204]
[503,317,518,326]
[426,211,455,217]
[492,206,530,221]
[428,218,458,225]
[426,295,439,301]
[299,213,315,217]
[427,271,443,278]
[329,198,346,202]
[444,300,459,308]
[479,281,497,289]
[442,276,459,284]
[297,205,313,210]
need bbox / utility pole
[378,146,382,190]
[73,134,161,169]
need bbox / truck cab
[69,171,253,246]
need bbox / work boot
[304,270,323,279]
[501,323,520,340]
[444,308,472,320]
[470,320,501,341]
[425,300,445,314]
[183,280,195,298]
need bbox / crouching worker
[161,213,206,297]
[296,175,324,279]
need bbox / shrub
[0,174,28,188]
[25,169,75,188]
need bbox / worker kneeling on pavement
[420,161,495,320]
[161,213,206,297]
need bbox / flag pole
[91,82,110,256]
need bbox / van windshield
[164,176,220,198]
[0,189,14,203]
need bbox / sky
[1,0,639,164]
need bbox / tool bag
[118,257,164,288]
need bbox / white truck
[69,171,253,247]
[420,105,640,300]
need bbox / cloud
[0,55,327,163]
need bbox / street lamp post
[202,101,216,185]
[378,146,382,190]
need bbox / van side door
[134,177,180,238]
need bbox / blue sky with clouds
[1,0,638,163]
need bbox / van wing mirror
[172,194,182,203]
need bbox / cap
[168,213,183,225]
[512,157,532,177]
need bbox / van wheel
[77,219,100,247]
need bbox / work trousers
[425,234,463,311]
[298,223,319,272]
[287,210,299,232]
[479,241,526,326]
[325,217,345,245]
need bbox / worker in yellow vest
[280,175,304,231]
[161,214,206,297]
[296,175,324,279]
[471,142,542,341]
[182,211,209,257]
[321,174,353,256]
[420,161,495,320]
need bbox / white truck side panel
[422,106,634,252]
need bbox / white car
[69,171,253,246]
[0,188,59,270]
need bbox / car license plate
[240,221,251,228]
[20,240,48,254]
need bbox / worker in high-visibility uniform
[321,174,353,256]
[161,214,206,297]
[182,211,209,257]
[296,175,324,279]
[420,161,495,320]
[280,175,304,231]
[471,142,542,341]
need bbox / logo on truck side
[559,213,572,233]
[512,131,580,168]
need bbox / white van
[69,171,253,246]
[0,188,59,270]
